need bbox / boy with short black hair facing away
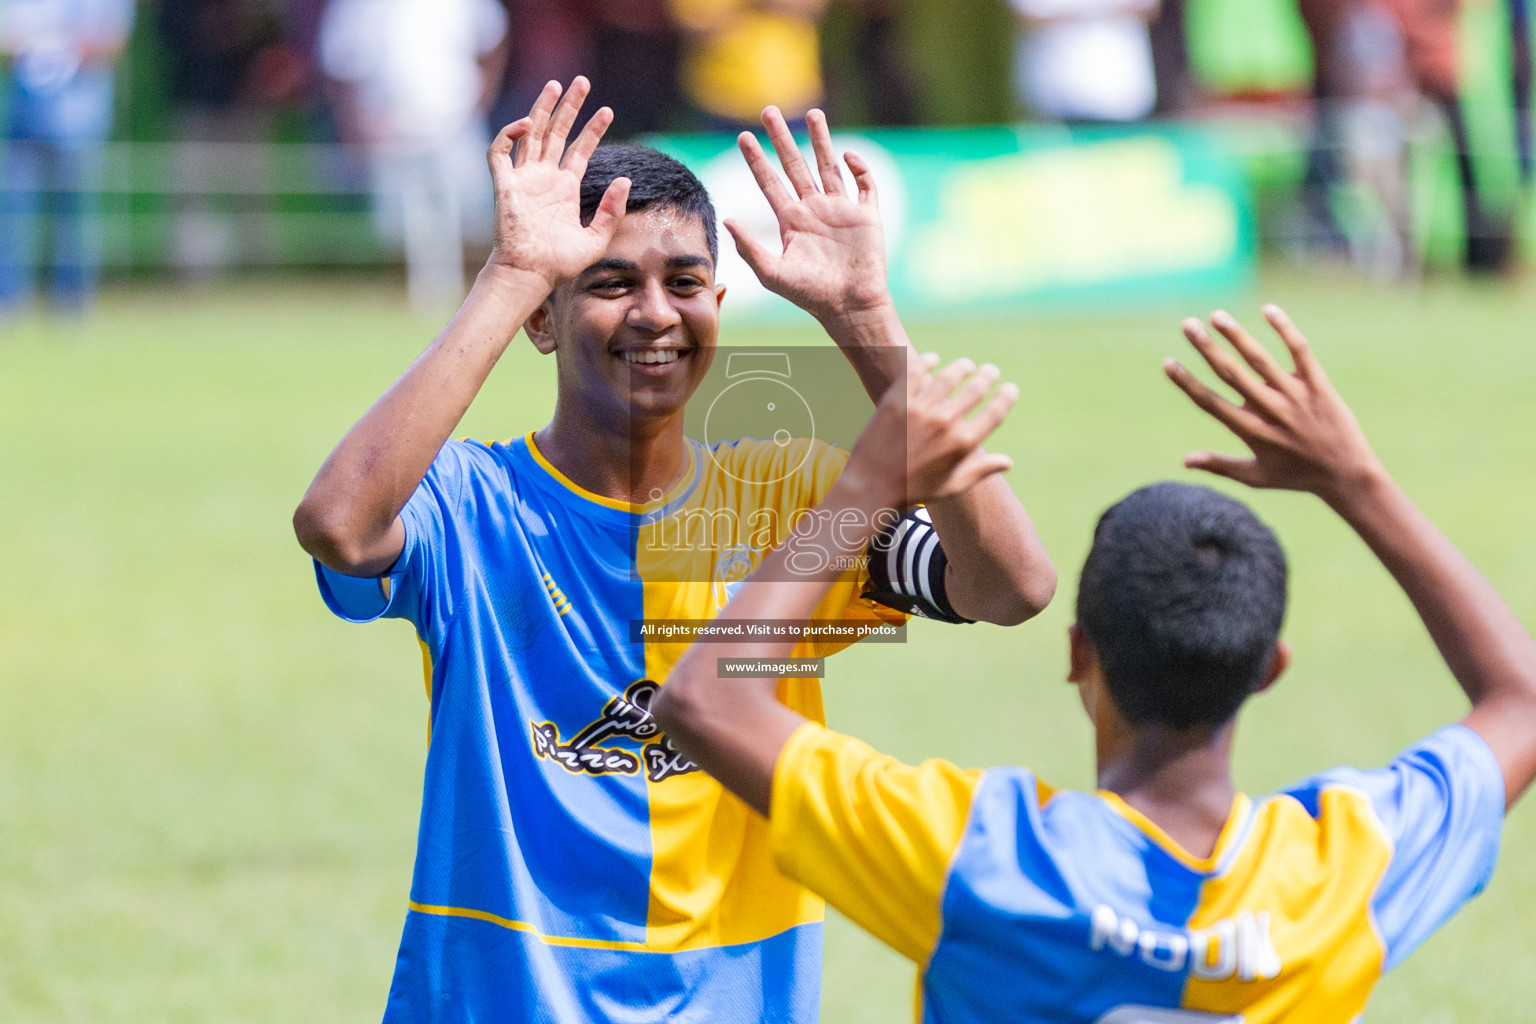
[655,306,1536,1023]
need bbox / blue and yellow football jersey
[315,433,902,1023]
[770,721,1505,1024]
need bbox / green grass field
[3,270,1536,1022]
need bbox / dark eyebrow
[580,254,712,278]
[582,258,639,276]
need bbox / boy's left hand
[1165,305,1384,508]
[842,354,1019,510]
[728,106,893,324]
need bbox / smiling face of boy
[527,206,725,438]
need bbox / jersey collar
[1096,790,1256,876]
[522,431,703,518]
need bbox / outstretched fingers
[737,131,794,216]
[724,218,781,279]
[805,109,845,196]
[520,80,564,165]
[961,379,1019,445]
[1210,310,1296,394]
[762,105,819,199]
[562,105,613,177]
[908,350,941,384]
[1182,450,1265,486]
[1263,304,1326,384]
[489,117,532,177]
[845,149,879,206]
[899,351,942,403]
[544,76,592,161]
[941,448,1015,497]
[1182,317,1286,419]
[924,356,977,404]
[1164,357,1271,439]
[942,362,1002,420]
[585,176,632,241]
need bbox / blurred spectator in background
[158,0,309,280]
[1011,0,1159,124]
[823,0,919,126]
[0,0,134,318]
[670,0,830,131]
[319,0,507,313]
[489,0,589,135]
[1148,0,1195,115]
[588,1,682,135]
[1298,0,1511,274]
[1302,0,1417,277]
[491,1,680,139]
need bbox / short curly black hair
[1076,482,1289,729]
[580,145,717,264]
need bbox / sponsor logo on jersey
[530,679,701,783]
[1088,904,1282,982]
[712,543,758,609]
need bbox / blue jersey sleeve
[1284,724,1505,971]
[313,439,494,643]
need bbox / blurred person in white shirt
[1011,0,1158,123]
[319,0,508,313]
[0,0,134,317]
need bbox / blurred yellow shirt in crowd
[670,0,825,124]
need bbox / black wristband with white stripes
[861,506,974,624]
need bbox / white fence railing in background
[89,141,387,268]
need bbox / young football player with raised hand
[655,306,1536,1023]
[292,76,1055,1022]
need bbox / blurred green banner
[654,124,1256,322]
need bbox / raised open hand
[846,353,1018,508]
[1165,305,1384,504]
[486,77,631,288]
[726,107,891,323]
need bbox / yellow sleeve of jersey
[769,722,981,964]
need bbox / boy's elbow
[651,679,695,736]
[293,499,366,571]
[653,667,720,743]
[292,499,332,558]
[1013,561,1059,623]
[965,560,1058,627]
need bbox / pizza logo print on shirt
[530,679,700,783]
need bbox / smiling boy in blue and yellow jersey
[316,431,902,1019]
[294,79,1056,1023]
[656,306,1536,1024]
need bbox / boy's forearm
[660,352,1018,812]
[666,476,889,683]
[1329,466,1536,804]
[1328,467,1536,708]
[294,264,550,574]
[824,304,1056,623]
[928,479,1057,624]
[819,300,912,402]
[655,477,891,812]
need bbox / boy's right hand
[1165,305,1386,508]
[485,77,631,290]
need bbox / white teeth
[621,349,682,365]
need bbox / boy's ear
[524,298,558,355]
[1255,639,1291,695]
[715,282,726,306]
[1068,624,1097,684]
